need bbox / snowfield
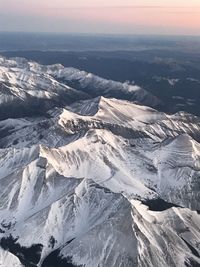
[0,56,200,267]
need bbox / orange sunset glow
[0,0,200,34]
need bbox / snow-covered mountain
[0,56,162,121]
[0,56,200,267]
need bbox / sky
[0,0,200,35]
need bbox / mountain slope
[0,56,161,120]
[0,56,200,267]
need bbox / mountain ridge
[0,56,200,267]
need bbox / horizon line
[0,30,200,38]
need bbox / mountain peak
[0,56,200,267]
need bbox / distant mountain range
[0,56,200,267]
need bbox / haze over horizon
[0,0,200,35]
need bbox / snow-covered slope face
[0,57,88,120]
[0,249,23,267]
[0,56,200,267]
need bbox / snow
[132,201,200,267]
[0,55,200,267]
[0,249,24,267]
